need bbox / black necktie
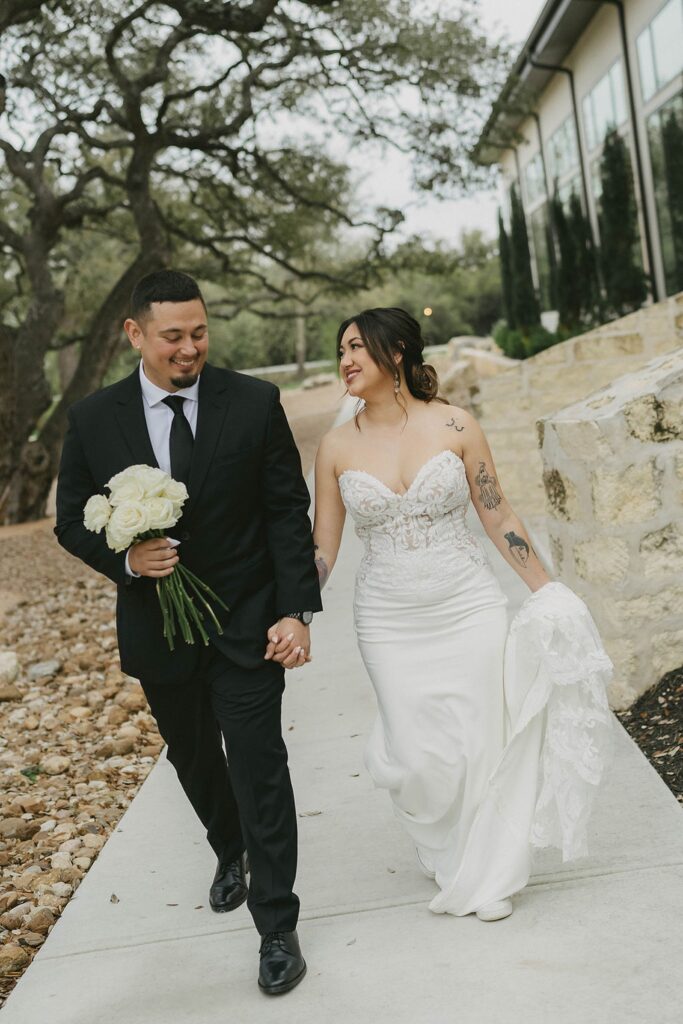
[162,395,194,485]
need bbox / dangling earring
[394,371,401,394]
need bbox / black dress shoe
[209,852,248,913]
[258,930,307,995]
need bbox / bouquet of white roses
[83,464,228,651]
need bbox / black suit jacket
[55,363,322,685]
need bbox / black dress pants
[141,643,299,935]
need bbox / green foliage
[550,192,580,328]
[493,322,526,359]
[509,187,540,331]
[493,321,577,361]
[568,191,602,323]
[598,130,648,316]
[497,212,515,329]
[661,106,683,291]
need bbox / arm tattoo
[314,546,329,590]
[445,417,464,432]
[475,461,502,510]
[504,531,530,567]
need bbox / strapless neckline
[338,448,464,499]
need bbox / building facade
[476,0,683,311]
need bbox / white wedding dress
[339,449,613,916]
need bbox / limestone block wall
[539,348,683,709]
[475,293,683,516]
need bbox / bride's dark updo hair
[336,307,443,404]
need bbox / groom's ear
[124,317,144,351]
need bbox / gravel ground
[617,667,683,805]
[0,381,342,1005]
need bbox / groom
[55,269,322,995]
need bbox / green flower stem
[156,579,176,652]
[175,574,210,646]
[167,571,194,645]
[178,567,225,635]
[146,539,230,650]
[178,566,230,614]
[162,581,178,648]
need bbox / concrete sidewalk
[3,496,683,1023]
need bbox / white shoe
[415,849,436,880]
[475,899,513,922]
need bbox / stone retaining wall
[475,293,683,516]
[539,348,683,709]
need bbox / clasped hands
[264,619,311,670]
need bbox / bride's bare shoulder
[428,402,480,435]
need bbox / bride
[312,307,612,923]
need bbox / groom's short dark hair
[130,270,206,321]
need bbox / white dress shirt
[125,361,200,576]
[138,360,199,472]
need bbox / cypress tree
[545,215,559,313]
[598,130,648,316]
[497,210,516,328]
[550,192,580,328]
[661,106,683,292]
[568,190,601,322]
[509,185,540,330]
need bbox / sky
[361,0,545,245]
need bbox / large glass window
[548,116,579,182]
[523,152,546,205]
[637,0,683,103]
[647,91,683,293]
[583,61,627,151]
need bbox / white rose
[83,494,112,534]
[105,500,150,552]
[136,466,171,498]
[107,465,145,492]
[144,497,179,531]
[161,477,188,506]
[108,476,146,506]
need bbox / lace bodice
[338,449,489,591]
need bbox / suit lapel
[113,368,159,468]
[184,364,230,513]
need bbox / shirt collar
[139,361,201,408]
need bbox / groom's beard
[170,372,200,389]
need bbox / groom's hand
[264,619,311,669]
[128,538,179,578]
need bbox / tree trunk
[0,250,165,524]
[294,310,307,381]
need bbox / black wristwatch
[283,611,313,625]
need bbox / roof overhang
[473,0,599,165]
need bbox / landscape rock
[0,945,30,976]
[41,755,71,775]
[0,818,40,841]
[0,651,19,685]
[27,659,62,680]
[24,907,55,934]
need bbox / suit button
[179,530,190,541]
